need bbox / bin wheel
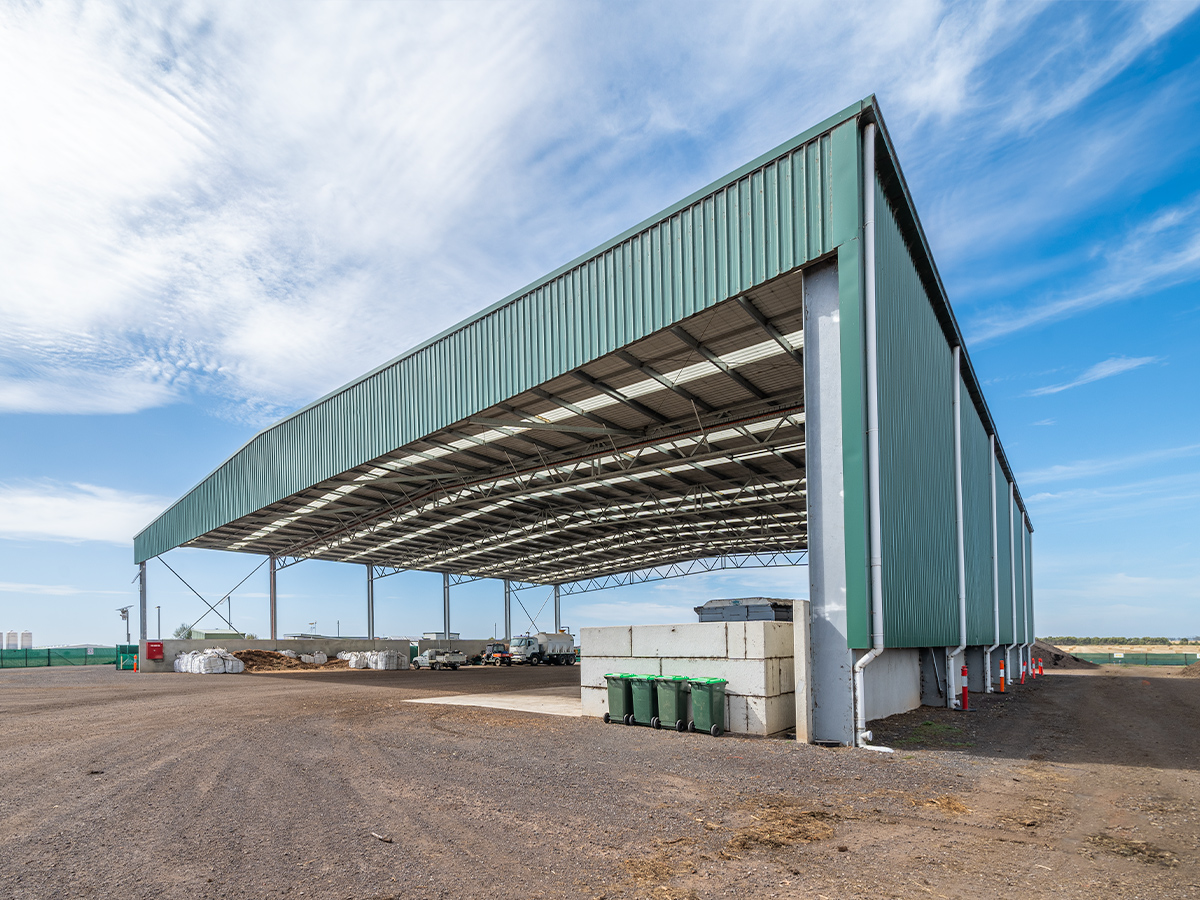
[675,719,686,732]
[710,724,723,737]
[624,714,634,725]
[603,712,611,724]
[687,721,696,733]
[651,717,661,730]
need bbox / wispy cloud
[1028,355,1159,396]
[1022,444,1200,486]
[0,582,125,596]
[0,482,171,544]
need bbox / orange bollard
[1020,661,1026,684]
[999,659,1006,693]
[1038,658,1044,676]
[960,665,969,711]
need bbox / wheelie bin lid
[688,677,728,685]
[628,673,657,681]
[604,672,636,679]
[657,675,690,682]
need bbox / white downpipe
[852,121,890,752]
[947,347,967,708]
[984,436,1001,692]
[1022,519,1034,667]
[1009,481,1019,677]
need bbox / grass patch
[893,720,973,748]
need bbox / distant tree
[172,623,192,639]
[243,633,258,640]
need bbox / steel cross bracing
[181,283,810,586]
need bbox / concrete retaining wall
[137,639,412,674]
[860,648,922,722]
[580,621,797,736]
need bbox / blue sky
[2,1,1198,646]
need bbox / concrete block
[581,685,608,718]
[761,621,795,659]
[632,623,727,658]
[659,658,767,697]
[726,622,747,659]
[580,656,636,688]
[581,626,632,658]
[763,693,797,736]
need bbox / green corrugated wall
[873,177,959,648]
[961,375,994,645]
[995,466,1014,644]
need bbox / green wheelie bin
[688,677,727,736]
[603,673,635,724]
[628,674,659,726]
[653,675,690,731]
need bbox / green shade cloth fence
[1074,653,1197,666]
[0,647,119,668]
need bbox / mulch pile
[1179,661,1200,678]
[1033,639,1099,670]
[232,649,349,672]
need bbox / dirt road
[0,663,1196,899]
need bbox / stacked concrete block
[580,620,798,736]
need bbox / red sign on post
[145,641,164,660]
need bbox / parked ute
[482,641,512,666]
[509,632,576,665]
[411,648,466,670]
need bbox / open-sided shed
[135,96,1035,745]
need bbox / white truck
[412,648,466,670]
[509,632,576,665]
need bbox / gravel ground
[0,663,1197,899]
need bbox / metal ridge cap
[135,97,874,552]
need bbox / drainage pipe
[851,120,891,752]
[946,346,967,708]
[984,436,1001,692]
[1008,481,1019,680]
[1021,517,1034,672]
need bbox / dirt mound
[1033,639,1099,670]
[232,650,348,672]
[1179,661,1200,678]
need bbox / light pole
[117,606,132,644]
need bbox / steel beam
[553,584,561,632]
[504,579,512,641]
[138,562,147,643]
[269,556,277,640]
[443,572,451,642]
[366,564,375,639]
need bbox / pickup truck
[412,648,466,670]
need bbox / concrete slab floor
[406,684,582,717]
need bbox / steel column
[503,579,511,641]
[366,565,375,639]
[138,562,147,643]
[269,556,278,641]
[553,584,561,632]
[443,572,451,642]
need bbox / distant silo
[4,631,16,650]
[20,631,32,649]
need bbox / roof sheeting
[134,99,865,564]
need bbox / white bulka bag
[312,651,327,665]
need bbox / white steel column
[138,562,147,643]
[553,584,561,632]
[269,556,278,641]
[366,565,375,639]
[443,572,451,642]
[503,580,512,641]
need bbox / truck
[481,641,512,666]
[509,632,576,666]
[411,648,467,670]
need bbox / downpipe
[853,120,891,753]
[947,346,967,709]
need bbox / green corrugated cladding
[961,374,994,645]
[994,464,1014,644]
[873,177,959,648]
[1012,494,1027,642]
[1025,525,1034,642]
[134,102,869,564]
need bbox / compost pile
[232,650,348,672]
[1179,661,1200,678]
[1033,639,1099,670]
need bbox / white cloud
[1029,355,1159,396]
[1,2,1194,420]
[0,582,124,596]
[0,482,171,544]
[1022,443,1200,487]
